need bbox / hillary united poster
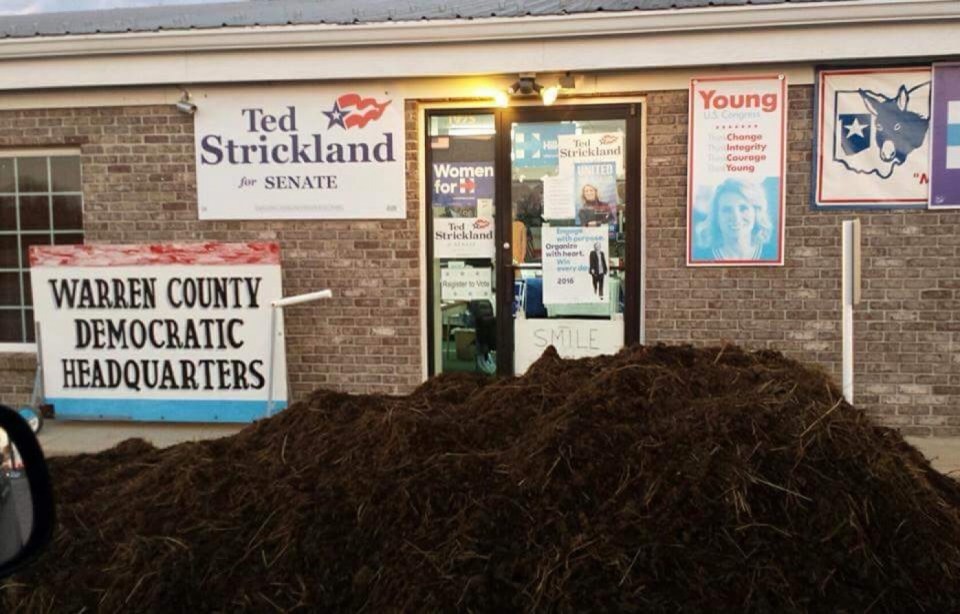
[814,67,931,208]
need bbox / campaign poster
[29,243,286,423]
[814,67,931,208]
[542,225,609,305]
[574,161,618,233]
[194,86,405,220]
[687,75,786,267]
[433,217,495,259]
[513,123,577,168]
[558,132,623,178]
[929,63,960,209]
[431,162,494,211]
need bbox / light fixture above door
[505,73,565,106]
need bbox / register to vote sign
[29,242,286,422]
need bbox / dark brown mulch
[3,344,959,613]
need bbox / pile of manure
[4,344,959,613]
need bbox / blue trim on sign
[947,124,960,147]
[46,398,288,423]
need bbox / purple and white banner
[929,63,960,209]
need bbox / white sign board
[433,217,495,259]
[29,243,286,423]
[542,225,609,304]
[440,267,493,301]
[814,67,931,208]
[542,175,574,220]
[514,318,624,374]
[558,132,624,177]
[194,87,405,220]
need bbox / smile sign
[194,86,405,220]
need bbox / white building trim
[0,0,956,90]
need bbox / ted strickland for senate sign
[194,86,405,220]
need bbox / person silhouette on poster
[694,178,776,261]
[588,241,608,299]
[577,184,616,228]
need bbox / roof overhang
[0,0,957,90]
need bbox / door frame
[422,99,646,377]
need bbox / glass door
[426,105,640,377]
[427,113,499,375]
[498,106,640,375]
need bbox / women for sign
[687,75,787,266]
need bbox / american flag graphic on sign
[323,94,392,130]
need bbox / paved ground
[32,420,960,477]
[906,437,960,478]
[38,420,245,457]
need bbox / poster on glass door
[558,133,623,177]
[431,162,494,212]
[687,75,786,266]
[433,217,495,259]
[440,267,493,301]
[542,225,609,305]
[552,133,622,237]
[574,162,618,231]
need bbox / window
[427,113,497,375]
[0,153,83,345]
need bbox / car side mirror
[0,404,55,578]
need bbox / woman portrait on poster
[577,183,617,228]
[694,178,776,262]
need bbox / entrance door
[497,106,640,374]
[426,105,640,377]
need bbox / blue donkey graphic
[834,81,930,180]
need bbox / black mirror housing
[0,404,55,578]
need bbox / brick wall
[1,88,958,435]
[0,354,34,409]
[644,85,960,437]
[0,102,422,404]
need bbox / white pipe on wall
[841,219,860,405]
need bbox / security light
[176,91,197,115]
[505,73,565,106]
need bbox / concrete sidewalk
[38,420,244,457]
[906,437,960,478]
[33,420,960,477]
